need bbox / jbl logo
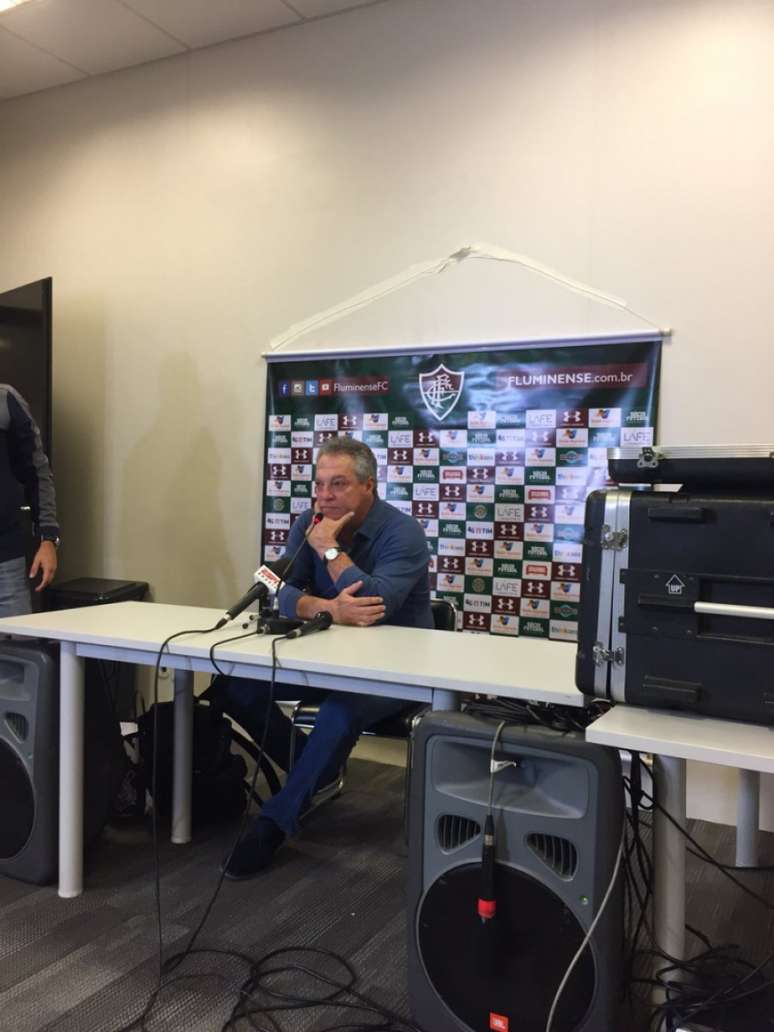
[490,1014,509,1032]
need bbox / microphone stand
[258,513,323,635]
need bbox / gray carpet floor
[1,758,773,1032]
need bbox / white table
[0,601,584,897]
[586,705,774,966]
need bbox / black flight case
[576,446,774,724]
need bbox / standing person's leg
[224,691,409,879]
[0,556,31,618]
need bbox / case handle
[694,602,774,622]
[646,506,707,523]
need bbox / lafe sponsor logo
[389,430,413,448]
[526,409,556,428]
[620,427,654,446]
[413,483,439,500]
[314,413,339,430]
[492,577,521,597]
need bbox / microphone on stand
[215,580,270,629]
[285,610,333,639]
[258,511,324,635]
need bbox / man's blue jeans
[0,557,31,618]
[212,675,408,837]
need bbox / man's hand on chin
[307,510,354,558]
[330,581,385,627]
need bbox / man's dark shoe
[222,817,285,880]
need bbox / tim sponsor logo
[466,521,494,539]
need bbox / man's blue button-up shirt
[278,496,433,629]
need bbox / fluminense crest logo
[419,364,464,422]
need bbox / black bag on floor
[137,701,251,824]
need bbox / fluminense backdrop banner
[262,335,661,641]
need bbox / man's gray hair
[317,435,377,484]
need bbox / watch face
[325,547,340,561]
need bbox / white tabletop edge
[586,705,774,773]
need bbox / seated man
[217,436,432,879]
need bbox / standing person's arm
[5,388,60,590]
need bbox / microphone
[285,610,333,639]
[216,555,293,629]
[259,511,324,635]
[272,512,323,598]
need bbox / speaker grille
[5,712,28,742]
[0,740,35,859]
[527,833,578,879]
[437,814,481,850]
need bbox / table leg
[59,643,85,898]
[430,689,458,711]
[171,669,194,844]
[653,755,686,963]
[736,769,760,868]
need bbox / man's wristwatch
[323,546,343,563]
[41,534,61,549]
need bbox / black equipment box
[576,486,774,723]
[47,577,148,608]
[609,444,774,489]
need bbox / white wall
[1,0,773,823]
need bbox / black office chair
[288,597,459,810]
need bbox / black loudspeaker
[0,640,125,885]
[407,712,624,1032]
